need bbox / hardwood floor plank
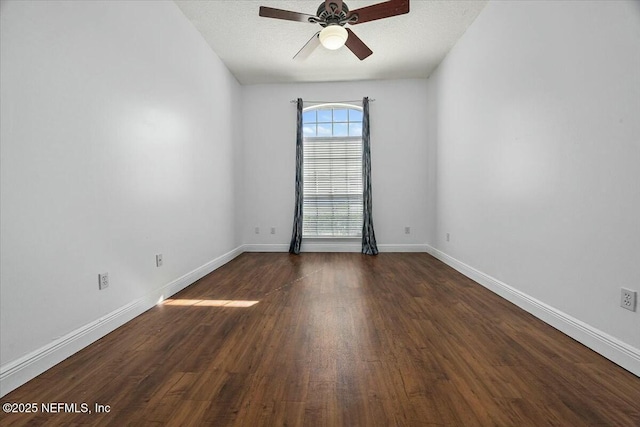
[2,253,639,426]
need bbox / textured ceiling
[174,0,488,85]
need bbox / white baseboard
[242,243,290,252]
[0,245,244,397]
[242,243,429,253]
[378,244,429,252]
[425,245,640,377]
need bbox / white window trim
[302,103,364,239]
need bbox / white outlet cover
[621,288,637,312]
[98,273,109,290]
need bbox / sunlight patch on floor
[162,299,259,308]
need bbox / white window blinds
[302,106,363,237]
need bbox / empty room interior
[1,0,639,425]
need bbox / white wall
[427,0,640,371]
[241,79,431,252]
[0,0,242,394]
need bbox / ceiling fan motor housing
[314,2,350,27]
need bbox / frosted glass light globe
[319,25,348,50]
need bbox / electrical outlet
[271,227,276,235]
[621,288,637,312]
[254,227,260,234]
[404,226,410,234]
[446,233,450,242]
[98,273,109,290]
[156,254,163,267]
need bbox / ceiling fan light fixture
[319,25,348,50]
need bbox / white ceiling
[174,0,488,85]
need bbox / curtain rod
[290,99,375,103]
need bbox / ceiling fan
[259,0,410,60]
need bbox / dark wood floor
[2,253,639,426]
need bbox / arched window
[302,104,363,237]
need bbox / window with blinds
[302,105,363,237]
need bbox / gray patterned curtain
[362,97,378,255]
[289,98,304,254]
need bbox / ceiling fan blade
[347,0,409,25]
[325,0,343,13]
[345,29,373,60]
[293,32,321,60]
[259,6,317,23]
